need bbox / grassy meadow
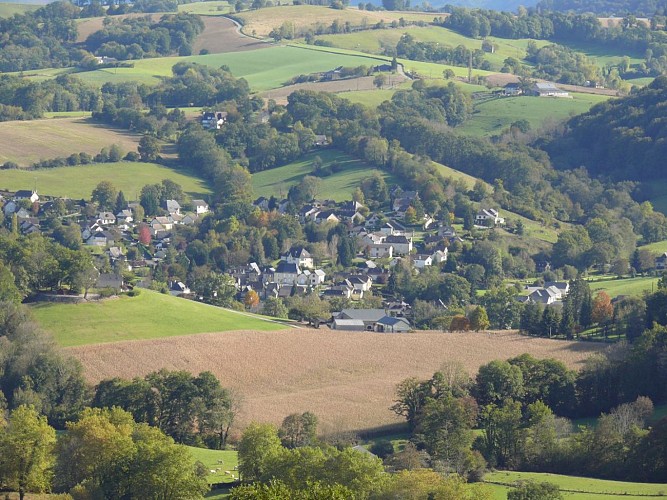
[639,239,667,254]
[486,471,667,498]
[588,275,659,298]
[0,1,38,16]
[178,1,230,15]
[251,149,394,202]
[0,117,141,166]
[460,93,611,137]
[0,162,210,199]
[33,290,287,347]
[186,446,239,485]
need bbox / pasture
[64,46,387,90]
[33,290,287,347]
[639,239,667,254]
[251,149,394,202]
[0,117,141,166]
[0,2,38,17]
[588,275,659,298]
[186,446,239,485]
[486,471,667,498]
[235,5,436,38]
[0,161,210,199]
[459,93,611,137]
[179,1,230,15]
[67,329,602,432]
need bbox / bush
[369,440,394,459]
[124,151,140,161]
[97,287,117,298]
[126,289,141,297]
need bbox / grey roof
[275,261,299,274]
[377,316,410,327]
[339,309,386,321]
[385,235,410,244]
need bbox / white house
[98,212,116,225]
[201,111,227,130]
[475,208,505,227]
[532,82,570,98]
[413,254,433,269]
[283,247,314,269]
[14,190,39,203]
[385,235,413,255]
[273,261,300,285]
[369,243,393,259]
[192,199,209,215]
[165,200,181,215]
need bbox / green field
[587,275,659,298]
[639,239,667,254]
[33,290,287,347]
[186,446,239,485]
[252,149,393,202]
[486,471,667,498]
[0,1,39,17]
[178,1,230,15]
[44,46,387,90]
[312,26,551,71]
[459,93,611,137]
[0,162,210,199]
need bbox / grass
[0,162,211,199]
[0,2,39,17]
[186,446,239,484]
[0,117,141,166]
[235,5,436,38]
[459,93,612,137]
[639,239,667,254]
[485,471,667,497]
[251,149,395,202]
[178,1,230,15]
[56,46,388,90]
[588,275,659,298]
[32,290,287,347]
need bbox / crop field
[0,2,38,17]
[0,117,142,166]
[0,161,210,199]
[312,26,551,71]
[186,446,238,485]
[252,149,394,202]
[33,290,287,347]
[235,5,436,38]
[486,471,667,498]
[192,16,268,55]
[459,93,611,137]
[588,275,659,298]
[67,329,602,432]
[64,46,386,90]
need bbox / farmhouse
[192,199,210,215]
[656,252,667,270]
[332,309,411,332]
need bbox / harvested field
[193,16,267,55]
[68,329,603,433]
[0,118,141,166]
[261,73,407,105]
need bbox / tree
[508,481,563,500]
[279,412,318,449]
[592,291,613,326]
[480,399,524,469]
[91,180,118,210]
[115,190,127,213]
[262,297,289,319]
[0,405,56,500]
[237,423,283,481]
[244,289,260,310]
[140,183,162,216]
[469,306,490,332]
[474,360,524,407]
[374,74,387,89]
[138,134,161,161]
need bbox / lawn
[186,446,239,485]
[639,239,667,254]
[252,149,394,202]
[235,5,436,38]
[0,117,142,166]
[588,275,659,298]
[32,290,287,347]
[459,93,611,137]
[64,45,387,91]
[485,471,667,497]
[0,162,210,199]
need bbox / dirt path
[68,329,602,434]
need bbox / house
[314,210,340,224]
[98,212,116,225]
[545,281,570,297]
[296,269,326,287]
[346,275,373,293]
[413,254,433,269]
[531,82,570,98]
[151,217,174,231]
[432,248,448,264]
[273,261,300,285]
[475,208,505,227]
[116,209,134,224]
[181,213,199,225]
[322,283,354,299]
[314,134,329,146]
[332,309,411,332]
[657,253,667,270]
[3,200,16,215]
[385,235,413,255]
[95,56,118,65]
[86,232,110,247]
[169,280,191,296]
[165,200,181,215]
[14,190,39,203]
[369,243,393,259]
[283,247,314,269]
[201,111,227,130]
[526,288,559,304]
[192,199,209,215]
[503,82,522,96]
[253,197,270,211]
[299,204,320,223]
[380,221,406,236]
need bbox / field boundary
[484,479,667,497]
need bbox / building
[475,208,505,227]
[332,309,411,332]
[192,199,210,215]
[282,247,314,269]
[201,111,228,130]
[532,82,570,98]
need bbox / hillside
[32,290,288,347]
[536,0,666,15]
[67,329,602,432]
[545,76,667,181]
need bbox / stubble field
[67,329,602,434]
